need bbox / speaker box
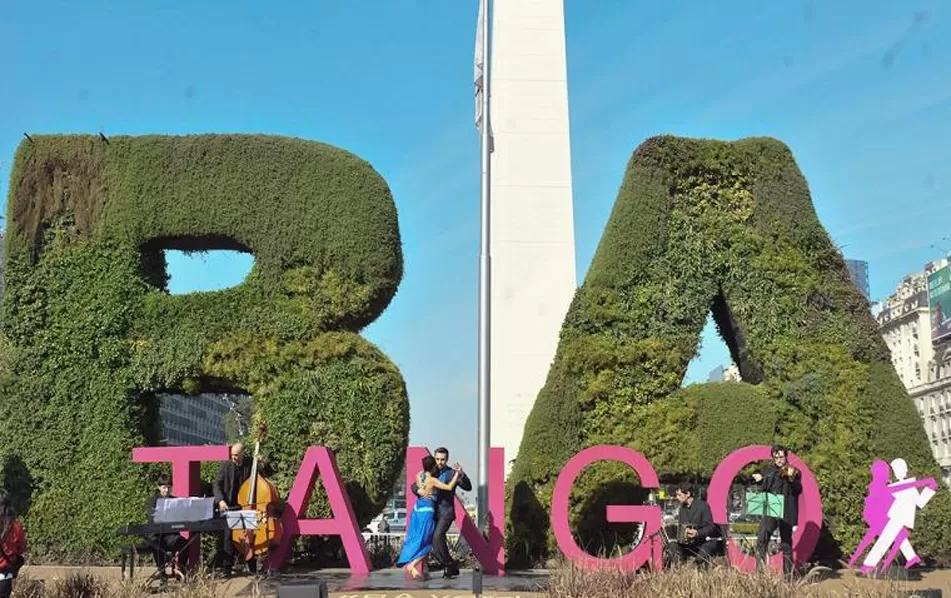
[278,581,328,598]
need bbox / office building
[846,259,870,299]
[158,392,238,446]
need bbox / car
[387,508,407,532]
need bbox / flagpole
[476,0,492,533]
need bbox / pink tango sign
[133,443,839,574]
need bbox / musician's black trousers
[217,533,257,573]
[671,539,720,567]
[0,579,11,598]
[756,516,794,574]
[432,512,457,572]
[149,533,188,571]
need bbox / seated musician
[146,475,188,575]
[212,442,272,576]
[672,482,722,567]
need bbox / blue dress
[397,473,436,566]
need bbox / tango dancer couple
[396,447,471,580]
[849,458,937,574]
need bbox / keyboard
[118,518,228,536]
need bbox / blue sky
[2,0,950,472]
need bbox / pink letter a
[271,447,371,572]
[405,446,506,574]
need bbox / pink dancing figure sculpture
[848,460,893,568]
[855,458,937,574]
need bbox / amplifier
[278,581,328,598]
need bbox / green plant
[546,561,908,598]
[0,135,409,562]
[507,136,950,566]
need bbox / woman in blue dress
[397,456,462,579]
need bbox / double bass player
[213,442,273,576]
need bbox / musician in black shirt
[752,445,801,575]
[671,482,722,567]
[145,475,188,574]
[212,442,273,576]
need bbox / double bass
[231,422,283,563]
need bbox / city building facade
[707,363,741,382]
[876,257,951,486]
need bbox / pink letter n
[405,446,506,575]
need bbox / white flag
[474,0,485,130]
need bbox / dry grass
[10,570,259,598]
[546,563,910,598]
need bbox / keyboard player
[146,475,188,574]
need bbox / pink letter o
[707,445,823,572]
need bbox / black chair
[120,537,186,588]
[119,542,152,580]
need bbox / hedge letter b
[0,135,409,560]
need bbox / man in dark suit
[671,482,721,567]
[212,442,271,575]
[412,447,471,578]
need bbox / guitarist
[671,482,721,567]
[213,442,272,576]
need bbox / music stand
[226,510,260,531]
[745,491,784,518]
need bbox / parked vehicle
[365,508,407,535]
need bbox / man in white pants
[861,458,937,573]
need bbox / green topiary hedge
[507,136,951,566]
[0,135,409,562]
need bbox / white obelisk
[488,0,577,475]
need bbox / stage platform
[250,569,550,596]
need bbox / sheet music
[225,509,259,530]
[154,497,216,523]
